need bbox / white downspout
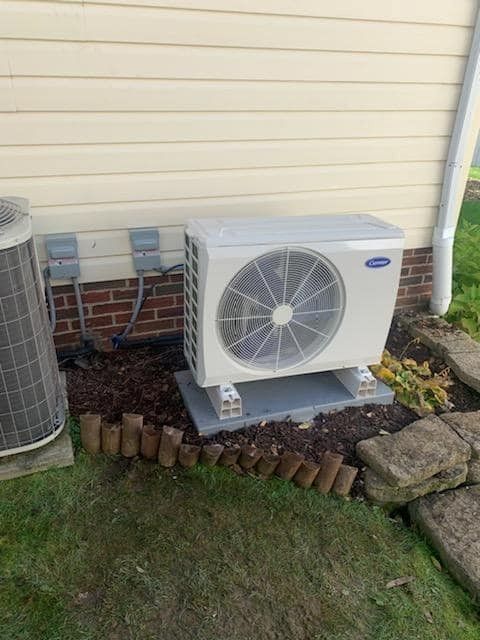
[430,7,480,316]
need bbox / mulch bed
[464,178,480,201]
[66,318,480,493]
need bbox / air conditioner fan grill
[217,247,344,372]
[0,199,23,229]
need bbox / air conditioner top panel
[186,214,404,247]
[0,197,32,250]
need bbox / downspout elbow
[430,226,456,316]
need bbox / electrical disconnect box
[129,228,161,272]
[45,233,80,279]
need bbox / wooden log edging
[80,414,357,498]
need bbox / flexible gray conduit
[72,276,89,344]
[117,271,145,344]
[43,267,56,333]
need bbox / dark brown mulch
[65,319,480,488]
[464,178,480,201]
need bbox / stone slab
[400,314,474,357]
[356,415,471,487]
[409,485,480,601]
[444,351,480,395]
[0,427,74,481]
[364,463,467,506]
[441,412,480,459]
[175,370,394,437]
[467,459,480,484]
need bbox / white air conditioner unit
[0,197,65,457]
[184,214,404,391]
[185,215,404,396]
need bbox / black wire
[139,264,184,315]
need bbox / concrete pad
[409,486,480,601]
[356,415,471,487]
[364,463,467,507]
[175,370,394,437]
[0,426,74,481]
[442,412,480,459]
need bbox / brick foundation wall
[52,274,184,351]
[51,248,432,351]
[394,247,433,312]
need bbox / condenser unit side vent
[0,197,65,457]
[183,232,199,373]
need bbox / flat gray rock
[356,415,471,487]
[0,427,74,481]
[467,459,480,484]
[365,463,467,506]
[409,486,480,601]
[402,315,473,357]
[442,412,480,459]
[444,351,480,395]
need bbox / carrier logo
[365,256,391,269]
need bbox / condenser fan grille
[0,199,22,228]
[217,247,344,372]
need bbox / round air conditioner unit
[0,197,64,457]
[217,247,345,372]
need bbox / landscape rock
[364,464,467,506]
[409,486,480,601]
[441,412,480,458]
[401,315,473,357]
[356,415,470,487]
[467,459,480,484]
[444,351,480,395]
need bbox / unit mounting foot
[333,366,377,399]
[206,383,242,420]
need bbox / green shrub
[446,220,480,339]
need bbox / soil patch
[463,178,480,201]
[66,319,480,494]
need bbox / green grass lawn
[468,167,480,181]
[460,199,480,224]
[0,434,478,640]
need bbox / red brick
[82,279,127,292]
[56,306,86,320]
[54,332,81,347]
[53,320,70,334]
[399,275,423,286]
[175,317,184,329]
[131,319,175,334]
[405,284,432,296]
[92,301,133,315]
[142,295,175,310]
[156,306,183,319]
[52,284,74,295]
[396,287,406,298]
[423,274,433,284]
[71,315,114,330]
[413,247,432,256]
[410,264,432,276]
[81,290,112,304]
[53,295,66,308]
[403,255,429,266]
[112,288,138,301]
[400,267,410,277]
[175,294,184,306]
[114,310,155,324]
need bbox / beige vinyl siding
[0,0,477,282]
